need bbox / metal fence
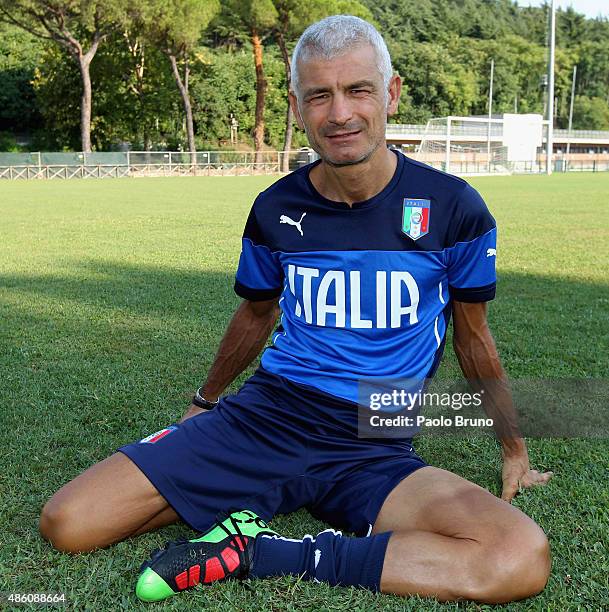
[0,147,607,180]
[416,153,609,175]
[0,150,318,180]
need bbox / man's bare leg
[39,453,178,553]
[374,466,550,603]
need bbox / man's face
[290,44,401,167]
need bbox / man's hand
[501,443,553,502]
[179,404,210,423]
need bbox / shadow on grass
[1,260,606,463]
[0,260,239,322]
[1,259,607,342]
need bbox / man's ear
[386,74,402,117]
[289,91,305,130]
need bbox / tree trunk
[251,28,266,166]
[72,34,103,153]
[1,10,105,153]
[78,55,93,152]
[282,103,294,173]
[75,37,102,153]
[277,32,293,173]
[277,32,294,172]
[124,33,150,151]
[168,52,197,167]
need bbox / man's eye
[351,89,369,95]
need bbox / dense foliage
[0,0,608,152]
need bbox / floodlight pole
[487,58,494,173]
[566,64,577,166]
[546,0,556,175]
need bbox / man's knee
[39,493,85,554]
[39,453,172,553]
[509,524,551,597]
[470,520,551,603]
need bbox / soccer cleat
[135,509,276,602]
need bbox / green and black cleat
[136,509,276,602]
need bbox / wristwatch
[192,387,220,409]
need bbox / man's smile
[326,130,362,142]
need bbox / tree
[272,0,295,170]
[575,41,609,103]
[31,28,181,151]
[572,95,609,130]
[557,6,588,48]
[392,41,479,120]
[112,6,182,151]
[31,45,81,149]
[131,0,220,161]
[217,0,279,164]
[191,47,298,150]
[0,0,119,151]
[0,22,43,136]
[448,35,548,117]
[121,24,153,149]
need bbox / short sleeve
[446,184,497,303]
[234,203,284,301]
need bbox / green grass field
[1,172,608,610]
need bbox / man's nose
[327,93,353,125]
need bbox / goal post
[416,114,547,175]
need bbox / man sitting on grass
[40,15,553,604]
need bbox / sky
[516,0,609,19]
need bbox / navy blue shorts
[119,368,427,537]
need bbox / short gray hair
[291,15,393,99]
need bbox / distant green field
[1,172,608,610]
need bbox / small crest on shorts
[402,198,431,240]
[140,426,178,444]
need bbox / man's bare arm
[452,301,553,501]
[181,297,280,421]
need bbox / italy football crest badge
[402,198,431,240]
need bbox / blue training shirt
[234,151,497,404]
